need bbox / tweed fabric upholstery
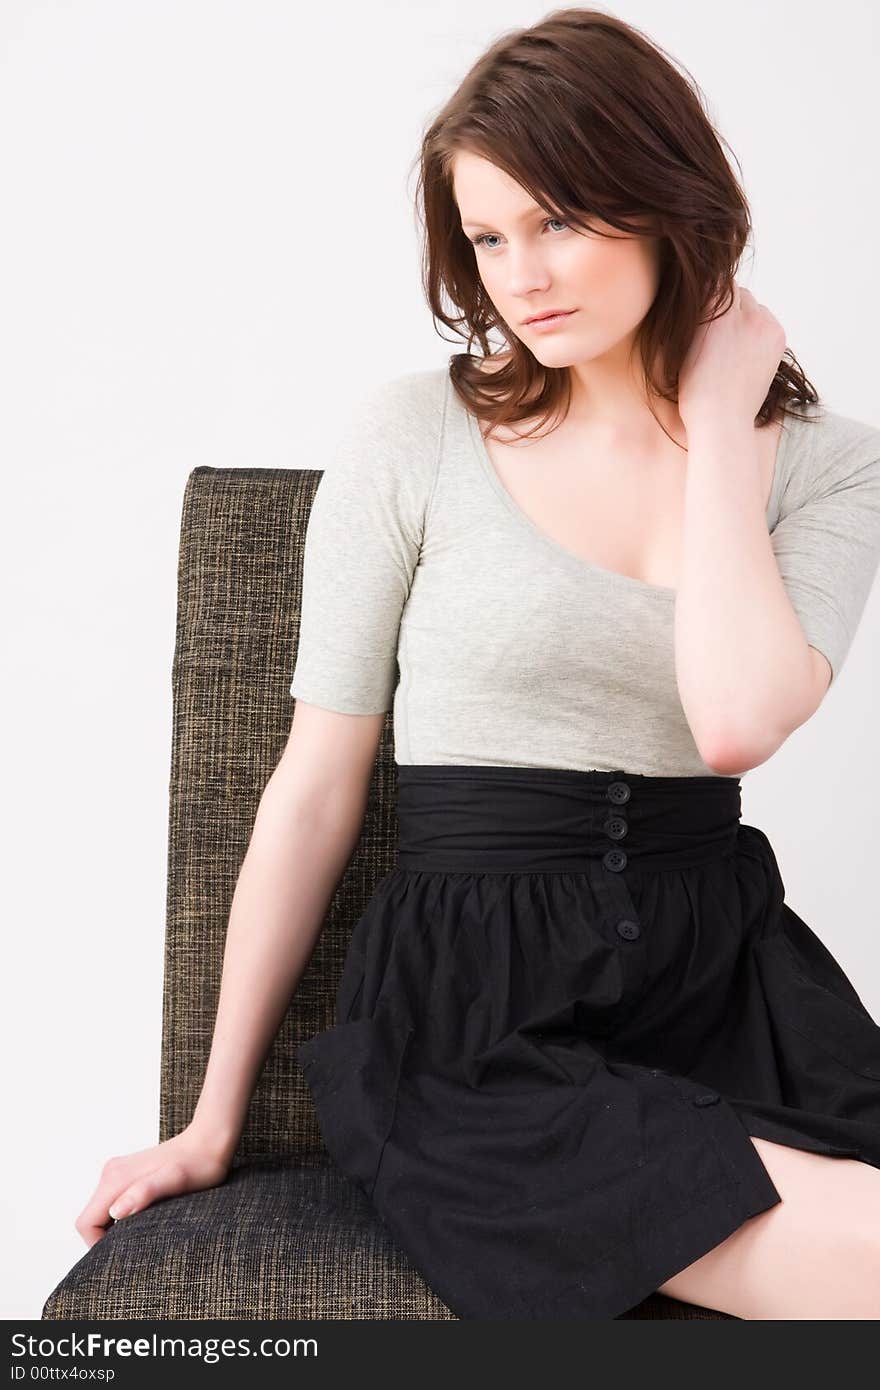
[43,1154,722,1320]
[42,466,730,1322]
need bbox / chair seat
[43,1153,729,1320]
[43,1155,450,1320]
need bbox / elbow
[698,739,763,777]
[692,652,827,777]
[697,724,788,776]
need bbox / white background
[2,0,878,1320]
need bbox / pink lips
[524,309,577,331]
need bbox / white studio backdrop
[1,0,878,1320]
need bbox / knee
[842,1227,880,1318]
[764,1203,880,1319]
[659,1170,880,1320]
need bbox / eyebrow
[460,206,551,231]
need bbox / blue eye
[471,217,569,250]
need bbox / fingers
[74,1156,165,1249]
[737,285,767,311]
[108,1159,191,1220]
[75,1140,231,1248]
[738,284,784,338]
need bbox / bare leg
[655,1137,880,1319]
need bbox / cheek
[568,242,657,316]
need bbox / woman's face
[451,150,662,371]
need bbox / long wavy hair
[410,7,819,446]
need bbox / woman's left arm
[674,414,828,773]
[674,284,880,774]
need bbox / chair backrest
[161,466,399,1160]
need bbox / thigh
[656,1137,880,1319]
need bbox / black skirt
[296,765,880,1319]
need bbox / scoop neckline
[461,386,794,600]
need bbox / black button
[607,781,631,804]
[602,848,627,872]
[693,1092,721,1107]
[615,918,641,941]
[603,815,628,840]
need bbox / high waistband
[394,764,742,873]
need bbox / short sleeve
[770,408,880,684]
[289,370,443,714]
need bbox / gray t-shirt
[289,366,880,776]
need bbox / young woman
[78,10,880,1319]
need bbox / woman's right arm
[75,700,386,1247]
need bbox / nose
[508,273,553,300]
[501,250,554,299]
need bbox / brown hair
[410,7,819,446]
